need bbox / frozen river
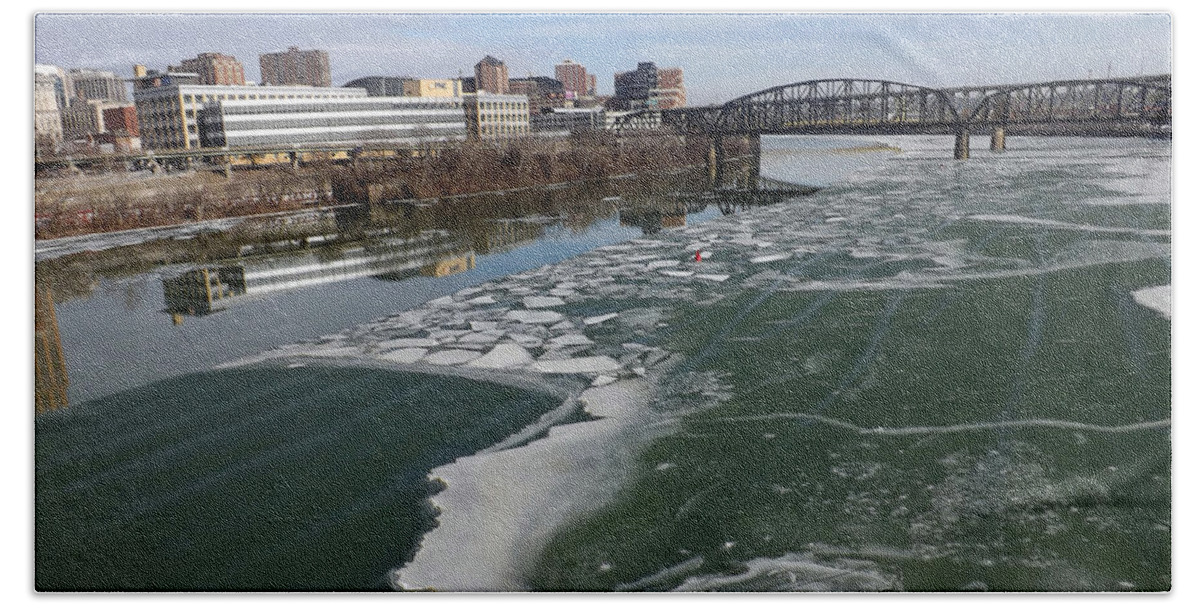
[35,135,1170,591]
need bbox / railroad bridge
[37,75,1169,181]
[616,75,1170,186]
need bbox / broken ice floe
[523,295,565,308]
[750,252,792,264]
[379,337,440,349]
[506,310,564,324]
[424,349,483,366]
[530,356,622,374]
[466,344,535,369]
[547,333,595,347]
[583,313,619,326]
[378,348,429,364]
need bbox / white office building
[198,95,468,149]
[463,93,530,140]
[134,83,368,151]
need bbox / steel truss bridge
[37,75,1169,173]
[617,75,1170,160]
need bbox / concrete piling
[990,127,1006,152]
[707,135,725,188]
[746,133,761,191]
[953,129,971,160]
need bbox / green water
[532,262,1170,591]
[527,138,1171,592]
[35,365,561,591]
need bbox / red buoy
[695,250,702,262]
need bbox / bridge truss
[716,79,961,134]
[966,79,1171,126]
[613,75,1171,137]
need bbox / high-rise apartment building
[613,61,686,110]
[555,59,593,99]
[651,66,687,109]
[474,55,509,94]
[67,68,128,103]
[174,53,246,86]
[614,62,659,108]
[259,47,332,88]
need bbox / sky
[33,12,1171,106]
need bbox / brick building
[613,61,686,110]
[259,47,332,88]
[174,53,246,86]
[474,55,509,94]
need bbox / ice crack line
[746,292,903,401]
[706,412,1170,436]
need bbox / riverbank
[34,133,723,240]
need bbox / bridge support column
[990,127,1006,152]
[953,129,970,160]
[289,151,300,172]
[708,135,725,189]
[746,133,761,191]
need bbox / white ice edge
[392,379,656,591]
[777,246,1169,293]
[1132,285,1171,319]
[967,214,1171,237]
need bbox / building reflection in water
[619,208,686,235]
[35,283,70,414]
[163,229,478,323]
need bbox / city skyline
[35,12,1171,107]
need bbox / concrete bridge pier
[743,133,761,191]
[953,129,971,160]
[707,135,726,188]
[990,127,1006,152]
[289,151,300,172]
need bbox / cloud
[34,13,1171,104]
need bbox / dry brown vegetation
[329,132,710,203]
[34,133,718,240]
[35,169,333,239]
